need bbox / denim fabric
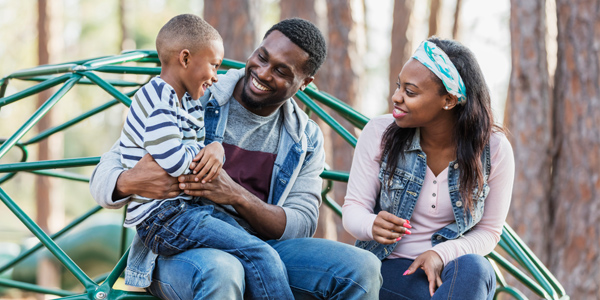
[356,129,492,259]
[379,254,496,300]
[136,200,293,300]
[147,248,245,300]
[148,237,382,300]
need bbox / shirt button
[454,163,459,169]
[456,201,463,207]
[431,204,436,208]
[432,193,436,197]
[433,180,437,184]
[437,236,442,240]
[215,110,219,114]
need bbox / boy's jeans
[137,199,294,300]
[380,254,496,300]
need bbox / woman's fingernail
[405,229,412,235]
[403,270,409,276]
[396,237,402,241]
[403,222,412,228]
[406,220,410,224]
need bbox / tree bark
[119,0,135,51]
[550,0,600,298]
[505,0,552,265]
[314,0,365,244]
[280,0,316,21]
[452,0,462,39]
[428,0,441,38]
[388,0,414,112]
[204,0,256,62]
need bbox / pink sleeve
[432,133,515,265]
[342,115,393,241]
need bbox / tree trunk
[280,0,316,21]
[388,0,414,112]
[204,0,256,62]
[36,0,61,295]
[119,0,135,51]
[314,0,365,244]
[505,0,552,265]
[452,0,462,39]
[550,0,600,298]
[428,0,441,38]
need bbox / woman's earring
[444,106,449,110]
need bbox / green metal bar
[82,72,132,107]
[487,251,550,299]
[120,209,128,256]
[110,291,158,300]
[221,59,245,69]
[504,224,566,297]
[0,278,76,297]
[0,77,8,98]
[21,76,142,87]
[494,286,528,300]
[93,66,161,75]
[7,64,78,79]
[320,170,349,182]
[304,89,369,129]
[322,178,342,216]
[0,73,71,107]
[500,228,557,299]
[24,93,133,145]
[0,75,81,159]
[0,141,28,184]
[0,188,97,290]
[296,91,358,147]
[104,249,129,288]
[0,157,100,173]
[83,52,150,69]
[29,170,91,182]
[0,206,103,274]
[120,49,158,57]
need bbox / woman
[343,37,514,300]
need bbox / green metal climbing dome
[0,50,569,299]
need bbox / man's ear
[444,94,459,110]
[299,76,314,91]
[179,49,191,68]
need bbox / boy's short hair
[264,18,327,76]
[156,14,222,65]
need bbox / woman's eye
[405,89,415,96]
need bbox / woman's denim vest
[356,132,491,260]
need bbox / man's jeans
[147,237,383,300]
[379,254,496,300]
[138,200,294,300]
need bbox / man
[90,18,382,299]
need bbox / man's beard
[239,75,284,111]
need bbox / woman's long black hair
[381,37,499,211]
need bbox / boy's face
[236,30,314,116]
[183,39,224,100]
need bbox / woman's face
[391,58,449,128]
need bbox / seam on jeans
[149,279,183,300]
[287,266,369,295]
[448,258,459,299]
[380,287,411,300]
[155,256,208,298]
[232,248,268,299]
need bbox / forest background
[0,0,598,299]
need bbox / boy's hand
[190,141,224,183]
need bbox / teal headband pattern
[412,41,467,105]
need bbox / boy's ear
[179,49,191,68]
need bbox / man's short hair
[264,18,327,76]
[156,14,222,64]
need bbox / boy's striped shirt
[120,77,205,227]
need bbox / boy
[119,14,294,299]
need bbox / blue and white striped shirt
[120,77,205,227]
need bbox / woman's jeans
[137,199,294,300]
[146,236,383,300]
[380,254,496,300]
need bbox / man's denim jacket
[121,69,325,287]
[356,130,491,260]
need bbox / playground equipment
[0,50,569,299]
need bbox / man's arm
[89,141,181,209]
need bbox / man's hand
[190,142,224,183]
[114,154,181,200]
[372,211,412,244]
[178,169,241,205]
[404,250,444,297]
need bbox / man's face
[235,30,314,116]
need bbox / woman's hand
[372,211,412,244]
[404,250,444,297]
